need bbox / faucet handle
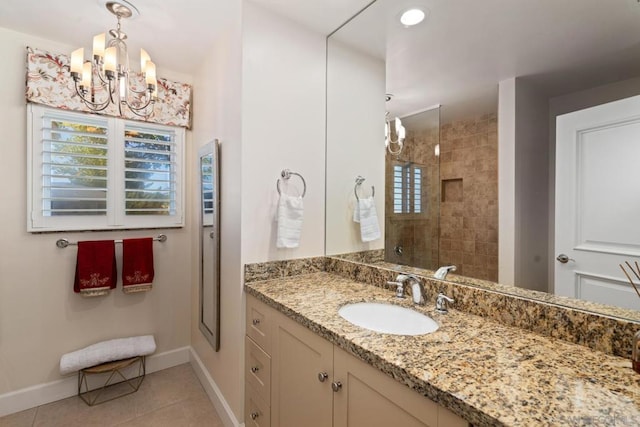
[435,292,455,314]
[387,281,405,298]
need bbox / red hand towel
[74,240,116,297]
[122,238,154,293]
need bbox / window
[28,105,184,231]
[393,163,424,214]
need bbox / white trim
[0,346,190,418]
[189,348,243,427]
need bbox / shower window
[393,163,423,214]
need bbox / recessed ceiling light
[400,8,426,27]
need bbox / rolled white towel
[276,193,304,248]
[59,335,156,375]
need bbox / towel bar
[277,169,307,198]
[56,234,167,248]
[354,176,375,201]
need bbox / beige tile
[33,392,137,427]
[116,402,187,427]
[180,395,224,427]
[0,408,36,427]
[1,364,221,427]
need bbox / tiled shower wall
[439,113,498,281]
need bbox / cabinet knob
[250,366,259,373]
[318,372,328,382]
[331,381,342,392]
[252,318,261,325]
[250,411,259,420]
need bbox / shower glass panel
[385,107,440,270]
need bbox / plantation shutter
[123,126,177,216]
[40,112,109,217]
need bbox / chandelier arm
[128,85,150,95]
[122,96,155,118]
[387,141,403,155]
[92,62,111,86]
[73,80,112,112]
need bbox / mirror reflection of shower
[384,104,499,282]
[385,106,440,270]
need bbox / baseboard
[0,346,190,418]
[189,347,243,427]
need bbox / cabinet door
[333,347,467,427]
[271,311,333,427]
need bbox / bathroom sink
[338,302,439,335]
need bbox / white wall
[189,1,328,423]
[189,1,244,423]
[241,1,327,263]
[325,39,385,255]
[514,78,549,292]
[0,27,193,397]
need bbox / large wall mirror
[199,140,221,350]
[326,0,640,320]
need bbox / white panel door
[555,95,640,310]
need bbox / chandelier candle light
[70,0,157,117]
[385,113,406,155]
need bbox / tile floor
[0,364,224,427]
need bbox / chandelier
[385,112,406,155]
[69,0,157,117]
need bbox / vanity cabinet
[245,294,468,427]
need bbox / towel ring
[354,176,375,201]
[277,169,306,198]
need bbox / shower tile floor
[0,364,224,427]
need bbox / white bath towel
[276,193,304,248]
[354,197,381,242]
[59,335,156,375]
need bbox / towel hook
[354,176,375,201]
[277,169,307,198]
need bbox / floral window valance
[26,47,192,129]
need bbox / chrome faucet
[435,292,455,314]
[387,274,425,305]
[434,265,457,280]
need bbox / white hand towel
[356,197,381,242]
[276,193,304,248]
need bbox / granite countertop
[245,272,640,427]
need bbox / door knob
[556,254,574,264]
[318,372,328,382]
[250,411,259,420]
[331,381,342,392]
[250,366,259,373]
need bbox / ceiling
[332,0,640,122]
[3,0,640,123]
[0,0,370,74]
